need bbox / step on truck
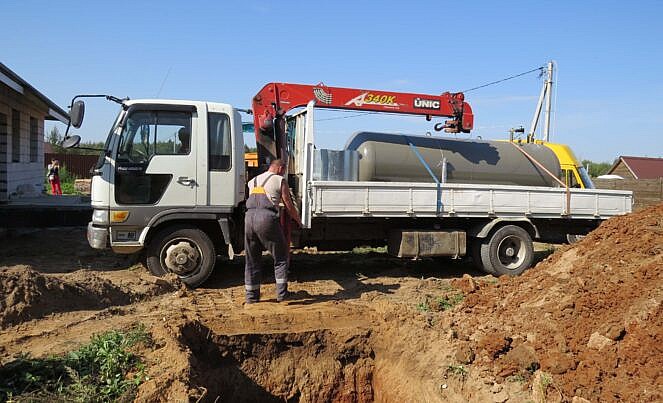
[64,83,632,287]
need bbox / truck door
[295,101,315,229]
[113,105,199,210]
[206,104,244,207]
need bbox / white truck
[67,83,631,287]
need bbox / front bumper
[87,222,108,249]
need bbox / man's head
[268,159,287,175]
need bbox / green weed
[446,364,468,380]
[507,373,527,383]
[538,372,553,398]
[0,325,150,402]
[416,302,431,312]
[433,293,464,311]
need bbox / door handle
[177,176,196,186]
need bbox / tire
[479,225,533,276]
[566,234,584,244]
[471,237,495,275]
[146,225,216,288]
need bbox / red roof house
[607,156,663,179]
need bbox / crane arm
[251,82,473,163]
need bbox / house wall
[0,83,47,199]
[609,161,636,179]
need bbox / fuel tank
[344,132,562,187]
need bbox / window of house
[0,112,7,162]
[208,113,231,171]
[11,109,19,162]
[29,117,38,162]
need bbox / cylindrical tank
[345,132,562,187]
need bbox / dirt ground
[1,204,661,402]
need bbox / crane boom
[251,82,473,164]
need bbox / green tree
[581,159,615,177]
[45,126,64,153]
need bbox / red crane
[251,82,473,165]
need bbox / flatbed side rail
[309,181,632,220]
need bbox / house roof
[0,62,69,124]
[608,156,663,179]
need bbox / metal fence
[44,153,99,179]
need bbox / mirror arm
[63,94,130,140]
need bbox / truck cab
[87,99,246,284]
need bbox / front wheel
[479,225,534,276]
[146,225,216,288]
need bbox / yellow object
[250,187,266,195]
[245,152,258,167]
[537,141,585,188]
[110,210,130,223]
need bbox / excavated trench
[177,321,399,403]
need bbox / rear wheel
[146,225,216,288]
[471,237,495,275]
[566,234,584,244]
[479,225,533,276]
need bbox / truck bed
[308,181,632,219]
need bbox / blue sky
[2,0,662,162]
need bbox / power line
[315,66,547,122]
[461,66,545,93]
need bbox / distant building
[607,156,663,180]
[0,62,69,201]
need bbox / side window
[564,169,580,188]
[209,113,231,170]
[118,110,191,162]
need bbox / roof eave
[0,62,70,124]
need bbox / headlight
[92,209,109,225]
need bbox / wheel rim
[496,235,526,269]
[161,238,202,277]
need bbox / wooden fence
[594,178,663,210]
[44,153,99,179]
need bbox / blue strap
[406,136,442,214]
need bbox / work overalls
[244,174,289,302]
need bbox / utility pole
[528,61,554,142]
[543,61,554,142]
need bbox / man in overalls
[245,159,302,303]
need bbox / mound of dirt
[0,267,181,329]
[452,203,663,402]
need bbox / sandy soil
[1,204,661,402]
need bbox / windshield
[93,109,124,170]
[578,166,595,189]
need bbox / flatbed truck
[66,83,632,286]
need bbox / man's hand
[281,180,303,228]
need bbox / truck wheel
[146,225,216,288]
[480,225,533,276]
[566,234,584,244]
[471,237,495,275]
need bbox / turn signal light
[110,211,130,223]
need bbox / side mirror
[70,100,85,128]
[62,134,81,148]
